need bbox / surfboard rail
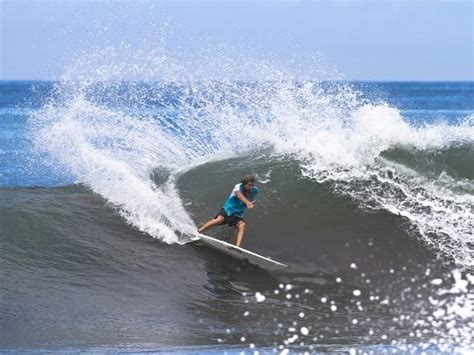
[188,233,288,270]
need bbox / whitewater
[28,46,474,269]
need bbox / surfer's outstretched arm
[198,215,224,234]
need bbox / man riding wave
[197,175,258,247]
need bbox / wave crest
[29,45,473,266]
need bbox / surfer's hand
[246,202,254,209]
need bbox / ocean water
[0,76,473,353]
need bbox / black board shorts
[215,208,244,227]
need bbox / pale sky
[1,0,473,81]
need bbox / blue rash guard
[223,183,259,217]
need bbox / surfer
[197,175,259,247]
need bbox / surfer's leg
[235,220,246,247]
[198,216,225,233]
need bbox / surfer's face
[245,182,255,191]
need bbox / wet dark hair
[241,175,256,185]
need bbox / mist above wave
[29,43,473,267]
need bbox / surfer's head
[241,175,256,191]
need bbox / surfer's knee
[237,221,246,230]
[215,215,225,223]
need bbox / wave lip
[27,46,474,267]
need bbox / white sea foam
[30,44,474,267]
[31,96,196,243]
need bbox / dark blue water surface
[1,81,473,352]
[351,81,473,123]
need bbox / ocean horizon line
[1,79,473,83]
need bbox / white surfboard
[189,234,288,270]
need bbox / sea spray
[232,269,473,353]
[29,43,474,268]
